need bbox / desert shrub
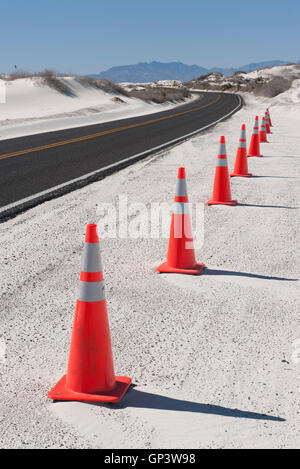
[220,83,233,91]
[254,76,292,97]
[98,79,129,96]
[129,86,191,103]
[75,76,103,89]
[197,72,223,80]
[5,69,75,96]
[7,70,35,80]
[76,76,130,97]
[40,69,75,96]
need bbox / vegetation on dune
[184,64,300,98]
[75,76,130,97]
[1,69,191,103]
[128,86,190,103]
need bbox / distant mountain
[91,61,208,83]
[91,60,299,83]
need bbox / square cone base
[48,375,132,403]
[205,200,237,206]
[157,262,206,275]
[230,173,252,178]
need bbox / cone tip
[220,136,225,143]
[85,224,99,243]
[241,124,246,130]
[177,167,186,179]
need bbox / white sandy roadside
[0,93,299,448]
[0,77,197,141]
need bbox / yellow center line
[0,94,221,162]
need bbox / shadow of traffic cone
[259,116,268,143]
[265,111,271,134]
[48,224,131,403]
[230,124,252,177]
[248,116,263,157]
[267,108,273,126]
[157,167,206,275]
[206,136,237,205]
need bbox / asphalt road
[0,91,242,219]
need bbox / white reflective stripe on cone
[241,130,246,139]
[81,243,103,273]
[217,159,228,167]
[219,142,226,155]
[173,202,190,214]
[253,128,259,134]
[239,141,247,148]
[175,178,187,197]
[78,280,105,302]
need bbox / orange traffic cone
[157,167,206,275]
[230,124,252,177]
[265,111,271,134]
[259,116,268,143]
[248,116,263,157]
[267,108,273,126]
[48,224,131,403]
[206,136,237,205]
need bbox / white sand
[246,64,300,81]
[0,91,299,448]
[0,77,196,140]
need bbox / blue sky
[1,0,299,74]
